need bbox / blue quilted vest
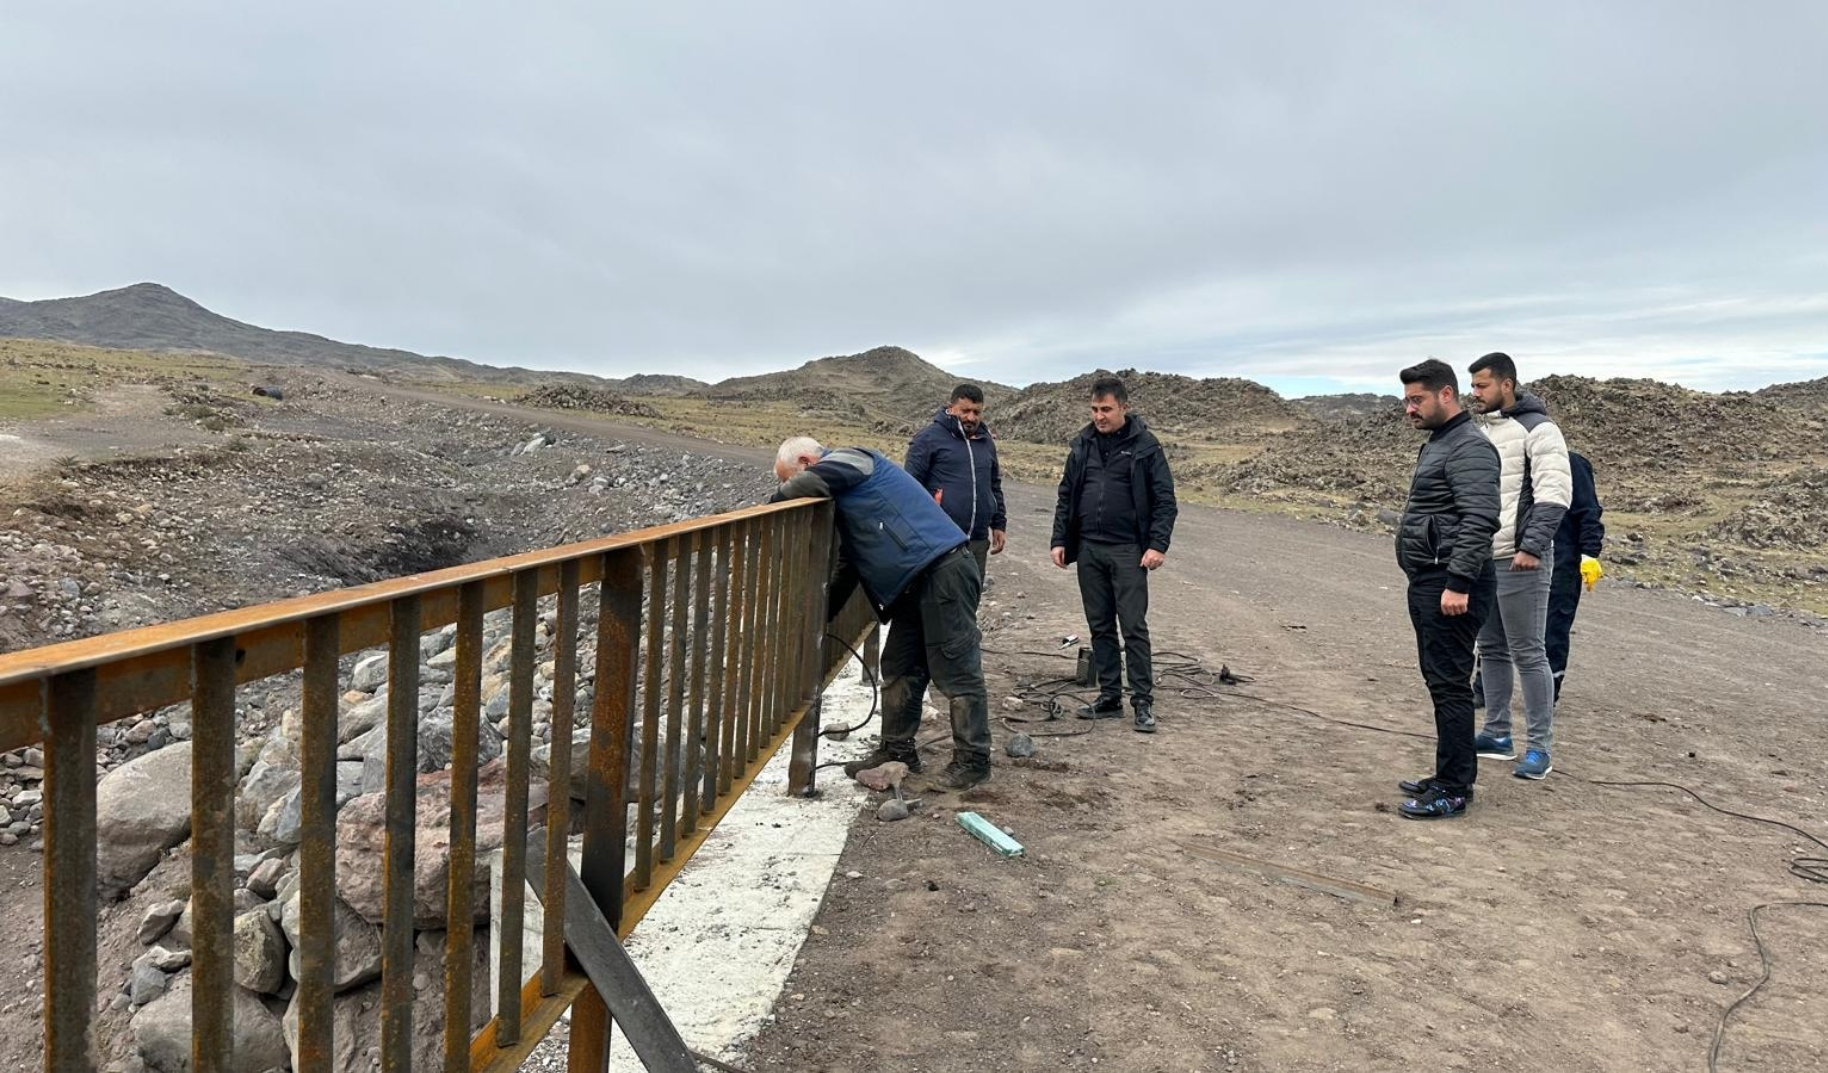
[829,448,967,609]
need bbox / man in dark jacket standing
[1393,360,1501,820]
[1049,376,1177,734]
[772,436,993,790]
[1548,451,1605,701]
[905,384,1008,578]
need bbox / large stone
[234,910,288,995]
[337,693,390,744]
[128,962,171,1007]
[132,974,289,1073]
[337,759,546,928]
[247,858,288,900]
[237,759,300,831]
[284,928,491,1073]
[279,894,382,993]
[139,900,186,946]
[353,711,504,794]
[96,742,193,899]
[350,653,390,693]
[263,763,365,846]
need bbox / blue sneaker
[1474,733,1515,761]
[1513,750,1552,780]
[1399,787,1468,820]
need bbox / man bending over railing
[771,436,994,790]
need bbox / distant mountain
[0,282,597,385]
[609,373,709,396]
[702,345,1014,431]
[1288,392,1400,421]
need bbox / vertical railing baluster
[702,526,733,808]
[443,583,484,1072]
[380,594,421,1072]
[299,615,340,1073]
[635,544,665,890]
[720,521,752,795]
[543,561,580,996]
[790,504,836,796]
[661,535,689,862]
[569,547,642,1073]
[43,668,97,1073]
[190,637,238,1073]
[683,528,712,834]
[496,571,537,1046]
[745,519,775,766]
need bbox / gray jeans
[1478,551,1556,753]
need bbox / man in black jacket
[1050,376,1178,734]
[1393,360,1501,819]
[905,383,1008,579]
[1548,451,1606,701]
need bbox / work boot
[1077,697,1124,720]
[1397,777,1474,801]
[934,760,991,791]
[1132,702,1156,734]
[843,747,921,779]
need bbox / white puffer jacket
[1473,394,1572,560]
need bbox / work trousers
[1076,540,1154,707]
[878,548,992,768]
[1407,563,1496,795]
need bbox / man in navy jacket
[905,383,1008,579]
[772,437,993,790]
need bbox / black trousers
[1077,540,1153,706]
[879,548,992,767]
[1407,563,1496,795]
[1545,558,1583,699]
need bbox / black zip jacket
[1396,410,1502,593]
[1050,415,1177,565]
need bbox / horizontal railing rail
[3,496,876,1072]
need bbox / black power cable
[981,642,1828,1068]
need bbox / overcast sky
[4,3,1825,395]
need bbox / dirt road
[382,383,1828,1071]
[735,479,1827,1071]
[4,385,1823,1071]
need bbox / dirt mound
[701,346,1011,434]
[1528,374,1827,474]
[1288,392,1401,421]
[610,373,707,396]
[1209,407,1416,506]
[1754,374,1828,412]
[995,369,1309,446]
[519,384,661,417]
[1704,466,1828,550]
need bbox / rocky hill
[609,373,708,396]
[993,369,1308,445]
[0,283,599,385]
[1288,392,1400,421]
[701,345,1012,433]
[1754,375,1828,412]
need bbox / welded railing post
[299,614,341,1073]
[788,504,835,796]
[190,636,240,1073]
[43,669,97,1073]
[496,571,538,1046]
[570,545,643,1073]
[380,595,422,1071]
[443,583,485,1073]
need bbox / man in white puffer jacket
[1466,352,1572,780]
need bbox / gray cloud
[3,2,1825,393]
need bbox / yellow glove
[1580,555,1603,591]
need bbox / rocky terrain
[992,369,1306,446]
[0,368,792,1072]
[517,383,662,417]
[700,345,1014,435]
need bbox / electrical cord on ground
[985,641,1828,1067]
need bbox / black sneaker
[843,748,921,779]
[1398,787,1468,820]
[1132,703,1156,734]
[1398,777,1473,800]
[1077,698,1124,720]
[934,761,991,791]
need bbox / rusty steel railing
[0,496,877,1073]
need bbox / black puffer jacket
[1396,411,1502,592]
